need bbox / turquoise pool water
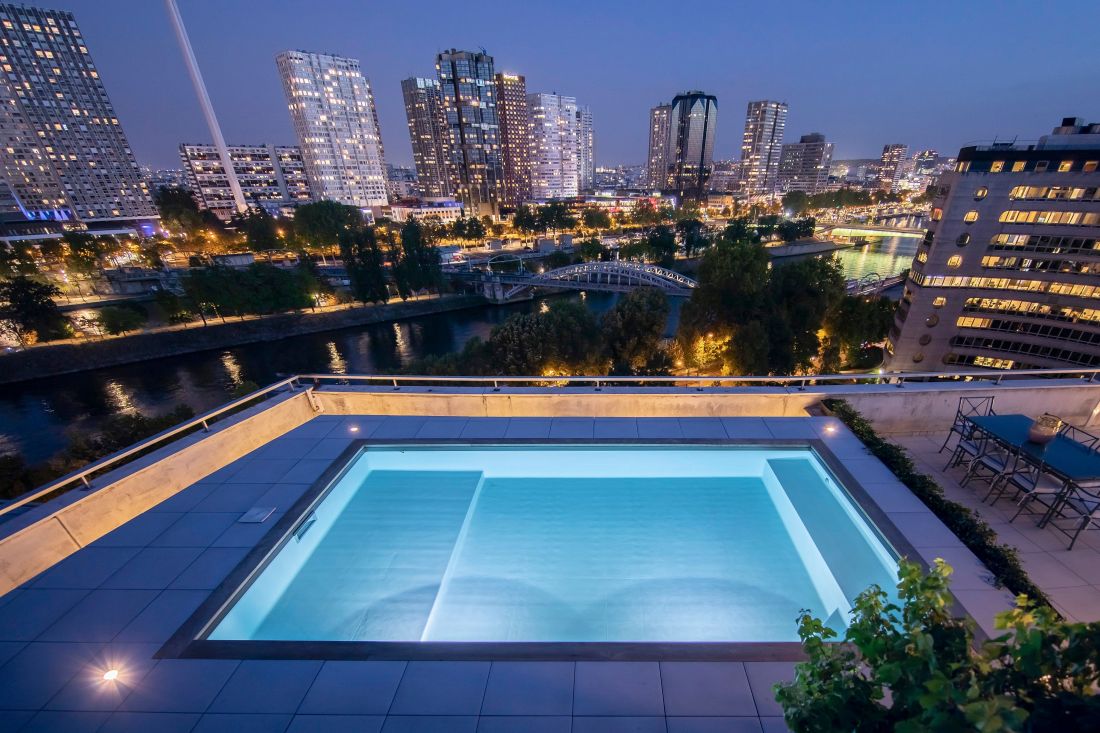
[210,445,899,643]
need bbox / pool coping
[158,437,936,662]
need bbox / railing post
[895,376,905,388]
[492,380,500,392]
[392,378,400,391]
[798,379,806,392]
[201,419,209,432]
[80,475,92,490]
[594,379,601,392]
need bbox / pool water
[210,445,899,643]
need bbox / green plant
[823,398,1050,606]
[775,560,1100,733]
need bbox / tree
[601,288,670,374]
[512,204,540,235]
[676,218,707,257]
[757,214,781,238]
[582,208,612,231]
[231,207,279,251]
[154,186,205,235]
[644,225,677,267]
[394,219,443,298]
[576,238,606,262]
[63,232,110,276]
[0,275,70,346]
[782,190,810,216]
[452,216,485,241]
[294,200,363,250]
[339,227,389,304]
[631,199,661,227]
[0,244,38,276]
[488,300,602,375]
[777,217,816,242]
[826,295,896,366]
[538,201,577,232]
[96,305,147,335]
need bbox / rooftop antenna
[165,0,247,214]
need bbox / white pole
[165,0,247,214]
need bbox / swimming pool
[206,444,899,645]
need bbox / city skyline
[52,0,1099,171]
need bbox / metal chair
[961,434,1013,489]
[987,452,1067,507]
[1058,424,1100,451]
[945,421,986,471]
[1038,479,1100,551]
[938,395,996,454]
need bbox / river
[0,292,685,464]
[828,234,920,280]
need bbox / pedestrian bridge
[456,261,698,301]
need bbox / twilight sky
[63,0,1100,170]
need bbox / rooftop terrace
[1,371,1099,731]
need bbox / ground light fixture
[102,669,119,682]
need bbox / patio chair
[987,452,1067,507]
[960,434,1013,489]
[1038,479,1100,551]
[938,395,995,454]
[1058,423,1100,451]
[944,420,988,471]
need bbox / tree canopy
[0,275,70,346]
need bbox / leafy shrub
[775,560,1100,732]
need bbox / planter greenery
[822,398,1050,606]
[775,559,1100,732]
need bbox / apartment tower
[646,104,672,189]
[400,77,451,198]
[666,91,717,200]
[740,100,788,196]
[777,133,834,194]
[528,92,580,200]
[493,73,531,206]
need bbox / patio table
[967,414,1100,482]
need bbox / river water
[1,238,916,466]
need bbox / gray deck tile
[415,418,470,439]
[636,418,683,439]
[169,547,251,590]
[151,513,240,548]
[1018,551,1090,589]
[838,458,906,485]
[335,417,384,437]
[192,713,294,732]
[253,438,324,462]
[100,547,204,590]
[44,642,160,711]
[279,459,335,484]
[0,711,33,730]
[212,512,284,548]
[1052,549,1100,585]
[678,419,728,439]
[389,661,490,716]
[0,588,89,641]
[480,662,574,716]
[150,483,218,513]
[719,418,770,439]
[660,662,756,717]
[859,481,932,513]
[286,714,385,733]
[306,437,356,460]
[202,463,250,484]
[0,641,25,667]
[574,662,664,717]
[885,512,964,548]
[223,458,299,484]
[98,712,202,733]
[459,418,510,438]
[254,483,312,513]
[113,590,208,643]
[194,483,276,513]
[1045,585,1100,622]
[743,663,794,717]
[381,716,478,732]
[549,419,596,439]
[209,660,323,714]
[915,546,996,590]
[31,547,140,589]
[0,642,103,709]
[762,419,819,439]
[298,661,406,715]
[119,659,240,712]
[571,717,667,732]
[38,589,158,643]
[504,418,552,439]
[476,716,571,732]
[667,719,764,732]
[372,417,429,439]
[284,420,340,440]
[593,419,639,439]
[19,710,110,731]
[92,513,183,548]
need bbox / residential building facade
[179,143,313,219]
[528,92,580,200]
[436,49,504,216]
[646,104,672,189]
[777,133,834,194]
[666,91,717,200]
[740,100,788,196]
[886,118,1100,371]
[276,50,388,209]
[400,77,451,198]
[576,105,594,192]
[878,143,908,192]
[493,73,531,206]
[0,4,156,226]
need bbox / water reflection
[326,342,347,375]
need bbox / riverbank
[0,294,489,385]
[764,239,854,258]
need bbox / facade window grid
[948,335,1100,368]
[955,316,1100,348]
[962,298,1100,326]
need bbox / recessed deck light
[349,426,360,433]
[102,669,119,681]
[824,424,837,434]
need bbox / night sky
[61,0,1100,170]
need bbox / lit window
[1058,161,1073,173]
[931,208,943,221]
[1085,161,1098,172]
[1012,161,1026,172]
[990,161,1005,173]
[974,186,988,200]
[956,161,970,172]
[956,233,970,247]
[963,210,979,223]
[932,297,947,308]
[947,255,963,268]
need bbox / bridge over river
[450,261,698,301]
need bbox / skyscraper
[528,92,580,200]
[179,143,312,220]
[777,133,834,194]
[0,4,155,226]
[740,100,788,196]
[276,50,388,209]
[576,105,594,192]
[646,104,672,189]
[878,144,908,192]
[401,77,451,198]
[493,73,531,206]
[436,49,504,216]
[885,118,1100,371]
[667,91,717,200]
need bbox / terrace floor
[891,433,1100,623]
[0,413,1044,732]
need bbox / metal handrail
[0,377,302,520]
[4,366,1099,521]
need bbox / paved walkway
[890,433,1100,622]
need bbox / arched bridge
[457,261,698,301]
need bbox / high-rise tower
[576,105,594,192]
[646,104,672,189]
[740,100,788,196]
[401,77,451,198]
[528,92,580,200]
[493,73,531,206]
[667,91,717,200]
